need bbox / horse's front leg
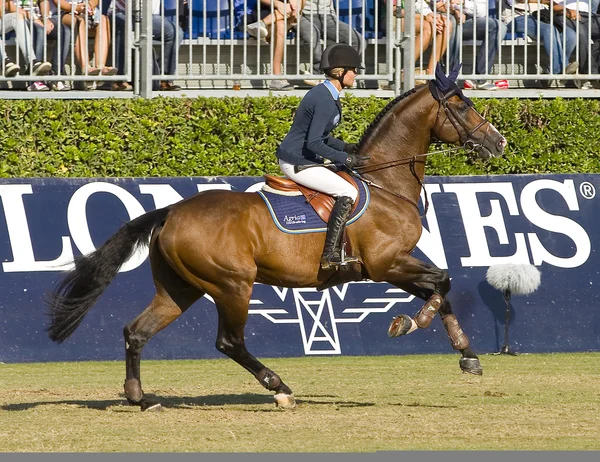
[373,255,482,375]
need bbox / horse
[46,67,506,412]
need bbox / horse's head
[428,64,506,159]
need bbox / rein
[351,85,488,219]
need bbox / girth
[263,172,360,223]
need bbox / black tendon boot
[320,196,358,270]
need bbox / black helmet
[320,44,363,72]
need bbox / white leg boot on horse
[320,196,359,271]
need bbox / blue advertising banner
[0,174,598,363]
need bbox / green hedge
[1,96,599,178]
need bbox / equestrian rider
[276,43,369,270]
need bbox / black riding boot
[320,196,358,270]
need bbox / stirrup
[320,243,359,270]
[320,255,359,270]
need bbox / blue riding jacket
[276,80,349,166]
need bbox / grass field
[0,353,599,452]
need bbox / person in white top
[549,0,600,84]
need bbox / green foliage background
[1,96,599,178]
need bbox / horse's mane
[356,87,419,152]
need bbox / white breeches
[279,160,358,202]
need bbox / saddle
[263,172,360,223]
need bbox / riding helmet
[320,44,363,72]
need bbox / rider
[276,43,368,270]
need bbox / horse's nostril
[498,138,507,149]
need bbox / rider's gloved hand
[343,143,358,155]
[344,154,370,169]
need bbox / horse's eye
[460,103,470,113]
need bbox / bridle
[351,84,493,218]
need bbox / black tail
[46,207,171,343]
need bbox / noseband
[431,84,491,151]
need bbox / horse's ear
[448,63,462,83]
[434,63,446,83]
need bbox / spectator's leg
[460,18,475,76]
[410,15,433,71]
[154,18,181,77]
[32,22,45,65]
[443,13,459,72]
[6,11,37,67]
[94,15,112,70]
[588,14,600,73]
[323,13,364,56]
[58,21,72,75]
[70,16,93,72]
[271,14,287,75]
[110,12,128,77]
[555,16,589,74]
[426,14,452,75]
[298,14,323,74]
[562,25,577,68]
[526,18,564,74]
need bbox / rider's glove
[343,143,358,155]
[344,154,370,169]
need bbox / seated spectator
[445,0,508,90]
[54,0,116,80]
[387,0,453,83]
[0,0,51,81]
[501,0,577,87]
[549,0,600,88]
[109,0,183,91]
[297,0,365,87]
[234,0,257,33]
[29,0,73,90]
[247,0,305,90]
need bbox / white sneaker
[31,61,52,76]
[27,81,50,91]
[51,81,71,91]
[4,60,20,77]
[247,20,268,39]
[269,79,294,91]
[575,80,594,90]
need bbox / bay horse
[47,67,506,411]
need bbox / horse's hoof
[140,399,162,412]
[459,357,483,376]
[274,393,296,409]
[388,314,415,337]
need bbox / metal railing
[0,0,598,97]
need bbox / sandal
[101,66,117,76]
[86,67,101,76]
[112,81,132,91]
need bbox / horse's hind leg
[123,246,204,411]
[212,290,295,409]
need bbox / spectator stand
[0,0,598,97]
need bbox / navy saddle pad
[256,180,370,234]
